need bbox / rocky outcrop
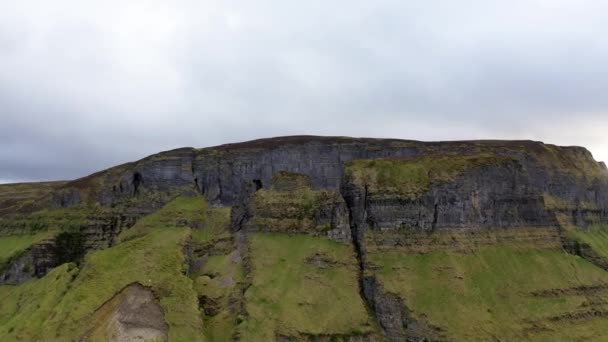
[232,171,352,242]
[31,137,605,237]
[33,138,605,230]
[0,213,133,285]
[562,235,608,270]
[362,276,444,342]
[277,333,378,341]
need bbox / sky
[1,1,608,183]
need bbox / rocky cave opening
[132,172,143,195]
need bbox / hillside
[1,136,608,341]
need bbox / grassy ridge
[53,227,202,341]
[120,195,230,244]
[0,228,202,341]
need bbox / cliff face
[41,136,607,231]
[2,136,608,342]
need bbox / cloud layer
[1,1,607,182]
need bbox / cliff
[1,136,608,341]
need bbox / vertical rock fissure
[340,176,442,342]
[340,179,385,339]
[231,230,253,341]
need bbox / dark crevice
[229,180,262,233]
[132,172,143,196]
[216,177,223,203]
[340,179,376,333]
[432,204,439,231]
[194,178,200,193]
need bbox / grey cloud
[1,0,607,182]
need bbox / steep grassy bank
[367,243,608,341]
[237,233,377,340]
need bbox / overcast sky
[1,1,607,183]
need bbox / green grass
[53,227,202,341]
[0,232,55,265]
[0,264,78,340]
[190,207,231,244]
[0,205,93,235]
[368,245,608,341]
[118,196,206,242]
[0,228,203,341]
[346,154,513,200]
[237,233,376,340]
[193,252,244,342]
[566,224,608,259]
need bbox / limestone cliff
[1,136,608,342]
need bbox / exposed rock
[562,236,608,270]
[50,188,82,208]
[0,240,56,285]
[198,295,221,316]
[82,283,168,342]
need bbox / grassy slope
[0,264,78,340]
[0,196,211,341]
[368,244,608,341]
[237,233,376,340]
[2,191,608,341]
